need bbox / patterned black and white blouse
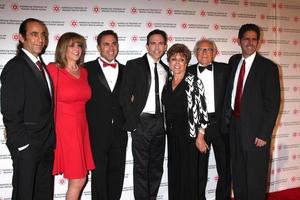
[163,72,209,138]
[185,73,209,137]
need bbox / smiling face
[196,41,214,66]
[97,34,119,62]
[66,41,82,64]
[19,21,47,57]
[146,34,167,62]
[168,53,187,76]
[238,30,259,58]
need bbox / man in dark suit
[0,18,55,200]
[223,23,280,200]
[120,29,169,200]
[85,30,128,200]
[188,39,231,200]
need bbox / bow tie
[100,58,117,68]
[198,64,212,73]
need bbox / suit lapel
[94,59,111,92]
[112,61,123,93]
[143,54,151,95]
[213,62,221,111]
[242,54,259,96]
[20,52,51,99]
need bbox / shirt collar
[22,48,40,63]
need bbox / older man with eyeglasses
[188,39,232,200]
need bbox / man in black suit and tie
[85,30,128,200]
[120,29,169,200]
[188,39,231,200]
[1,18,55,200]
[223,23,280,200]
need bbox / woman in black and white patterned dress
[162,43,209,200]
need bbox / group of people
[0,17,280,200]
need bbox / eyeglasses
[197,48,214,53]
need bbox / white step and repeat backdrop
[0,0,300,199]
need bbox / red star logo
[216,49,220,56]
[291,177,296,182]
[293,132,298,137]
[146,21,153,29]
[277,144,282,150]
[273,51,277,57]
[53,34,60,41]
[166,8,173,16]
[271,169,275,174]
[293,86,298,92]
[293,40,298,45]
[109,21,116,28]
[93,6,100,13]
[260,14,265,20]
[292,155,297,160]
[70,20,78,28]
[231,12,236,18]
[59,178,66,185]
[168,35,173,42]
[52,4,60,13]
[272,3,276,9]
[213,24,220,31]
[11,3,19,11]
[12,33,19,41]
[294,16,298,22]
[181,23,188,29]
[214,0,219,4]
[277,168,281,173]
[272,26,277,32]
[200,10,206,17]
[278,27,282,32]
[261,39,266,44]
[293,63,298,68]
[293,109,298,114]
[131,35,138,42]
[278,51,282,56]
[131,7,138,14]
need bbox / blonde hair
[55,32,86,68]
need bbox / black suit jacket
[119,53,169,132]
[85,59,127,150]
[223,53,280,150]
[1,51,55,153]
[188,62,231,139]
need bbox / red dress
[47,63,95,179]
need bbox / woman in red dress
[47,32,95,199]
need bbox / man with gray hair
[188,39,231,200]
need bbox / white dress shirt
[197,63,215,113]
[142,54,167,114]
[98,56,119,91]
[231,52,256,109]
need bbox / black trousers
[91,126,128,200]
[230,116,270,200]
[131,113,165,200]
[10,145,54,200]
[198,122,231,200]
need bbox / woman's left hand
[196,132,209,153]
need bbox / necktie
[100,58,117,68]
[198,64,212,73]
[233,60,246,117]
[154,63,161,115]
[36,60,46,80]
